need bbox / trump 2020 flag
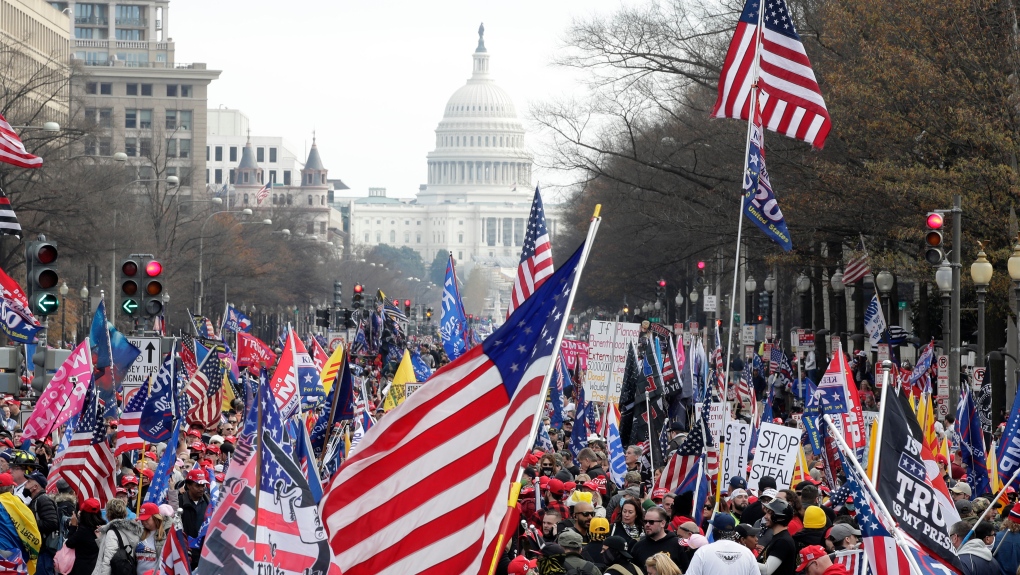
[864,294,887,347]
[605,403,628,487]
[222,304,252,333]
[997,388,1020,485]
[743,87,792,251]
[440,254,469,361]
[139,344,178,443]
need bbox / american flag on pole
[712,0,831,148]
[114,380,149,456]
[506,186,553,318]
[842,238,872,285]
[0,187,22,238]
[255,182,271,205]
[833,550,867,575]
[656,400,712,492]
[57,383,116,505]
[320,244,587,575]
[185,346,224,429]
[0,113,42,169]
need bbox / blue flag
[221,304,252,333]
[410,350,433,382]
[291,419,324,505]
[310,357,354,458]
[957,388,990,498]
[743,89,792,252]
[570,386,590,456]
[534,420,553,452]
[0,299,39,344]
[441,255,469,361]
[997,387,1020,486]
[143,416,183,505]
[90,300,111,369]
[550,353,570,429]
[139,344,178,443]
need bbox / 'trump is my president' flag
[440,255,469,361]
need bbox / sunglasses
[644,519,664,525]
[576,511,595,518]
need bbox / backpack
[565,560,597,575]
[109,529,137,575]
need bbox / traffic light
[656,279,666,300]
[333,281,343,307]
[141,257,163,317]
[343,309,353,327]
[696,261,706,285]
[425,307,433,321]
[314,309,330,328]
[758,291,770,324]
[924,212,945,265]
[392,299,399,309]
[25,240,59,316]
[119,257,141,316]
[404,299,411,316]
[352,284,364,309]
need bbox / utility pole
[949,194,962,414]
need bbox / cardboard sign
[695,402,729,443]
[741,325,756,346]
[721,420,751,489]
[585,321,640,404]
[748,422,801,491]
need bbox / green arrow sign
[121,298,138,315]
[34,294,59,315]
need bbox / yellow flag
[916,393,938,455]
[793,446,810,485]
[383,350,416,412]
[866,416,880,478]
[221,369,235,412]
[988,443,1003,495]
[320,345,346,395]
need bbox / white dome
[443,82,518,119]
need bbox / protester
[827,523,860,552]
[742,479,777,527]
[584,517,611,570]
[643,551,682,575]
[951,520,1001,575]
[992,503,1020,575]
[542,509,562,543]
[685,526,760,575]
[178,469,210,569]
[571,502,597,542]
[735,523,759,557]
[65,498,106,575]
[793,507,828,550]
[609,498,642,545]
[24,471,58,575]
[631,507,684,567]
[134,502,165,575]
[557,530,601,575]
[759,499,798,575]
[794,545,848,575]
[91,498,142,575]
[728,489,749,523]
[601,536,642,575]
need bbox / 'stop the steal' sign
[748,422,801,491]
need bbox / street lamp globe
[240,208,253,216]
[745,276,757,293]
[42,121,60,132]
[830,269,845,293]
[162,291,170,304]
[675,293,684,306]
[654,300,662,311]
[59,281,68,297]
[261,219,272,225]
[936,260,953,294]
[80,285,89,300]
[1008,235,1020,281]
[764,274,776,294]
[166,175,180,186]
[970,245,993,287]
[876,270,894,295]
[112,152,128,162]
[689,290,699,303]
[796,273,811,294]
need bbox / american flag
[712,0,831,148]
[185,346,224,429]
[843,239,872,285]
[57,383,116,504]
[833,550,867,575]
[161,524,193,575]
[507,186,553,318]
[114,380,149,456]
[180,335,198,379]
[656,401,712,492]
[0,113,42,169]
[320,243,586,575]
[255,182,271,205]
[0,187,22,238]
[712,330,726,400]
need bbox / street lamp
[79,284,89,344]
[796,273,811,329]
[830,269,846,349]
[59,281,68,346]
[10,122,61,133]
[764,273,777,332]
[161,291,170,333]
[745,276,756,324]
[1008,236,1020,385]
[971,243,993,367]
[197,208,254,314]
[936,260,953,359]
[876,270,895,325]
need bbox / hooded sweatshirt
[90,518,143,575]
[956,538,1002,575]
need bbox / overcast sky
[171,0,625,200]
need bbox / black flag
[618,342,641,446]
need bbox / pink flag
[22,338,93,440]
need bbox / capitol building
[346,25,559,315]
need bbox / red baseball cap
[138,502,160,521]
[652,487,668,501]
[796,545,828,572]
[121,476,138,486]
[214,472,225,483]
[548,478,565,494]
[186,429,201,438]
[223,436,236,444]
[80,498,101,514]
[186,469,209,485]
[141,468,154,481]
[507,556,537,575]
[115,487,128,495]
[207,445,221,455]
[936,454,949,466]
[0,473,13,487]
[144,451,157,461]
[190,441,205,452]
[563,481,576,492]
[107,419,119,427]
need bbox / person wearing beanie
[992,503,1020,575]
[793,506,829,550]
[584,517,611,571]
[601,536,642,575]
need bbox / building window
[416,233,421,244]
[179,139,191,158]
[125,109,137,128]
[307,221,315,235]
[269,170,276,183]
[229,147,238,162]
[243,194,249,205]
[140,84,152,96]
[321,174,326,184]
[205,169,209,184]
[272,194,278,205]
[166,139,177,158]
[459,220,463,226]
[286,194,292,205]
[320,222,326,234]
[417,220,421,226]
[215,146,223,161]
[307,195,313,206]
[99,137,112,156]
[167,85,177,97]
[115,29,142,40]
[181,85,193,98]
[127,83,138,96]
[179,111,192,130]
[283,171,291,185]
[376,220,381,225]
[486,218,497,246]
[257,147,265,163]
[458,233,464,243]
[404,232,410,243]
[269,148,277,162]
[321,196,325,206]
[242,172,249,184]
[458,251,463,260]
[364,233,370,243]
[376,232,381,243]
[139,138,151,157]
[390,230,396,243]
[165,110,177,130]
[139,110,152,129]
[124,137,137,157]
[514,218,524,246]
[214,169,222,184]
[229,169,235,184]
[502,218,512,246]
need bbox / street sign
[764,325,773,341]
[795,329,814,352]
[704,295,718,312]
[744,345,754,360]
[673,323,684,334]
[972,367,986,392]
[935,354,949,416]
[125,336,161,389]
[877,343,889,363]
[830,336,841,354]
[741,325,755,346]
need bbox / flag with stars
[255,374,335,575]
[143,416,182,506]
[506,186,553,318]
[320,243,587,575]
[222,304,252,333]
[713,0,831,148]
[185,344,224,429]
[534,420,553,453]
[113,381,148,456]
[656,400,712,493]
[743,87,793,251]
[56,381,116,504]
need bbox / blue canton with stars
[259,369,289,493]
[739,0,802,40]
[75,382,105,445]
[482,245,583,397]
[519,186,549,263]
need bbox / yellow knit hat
[803,505,826,529]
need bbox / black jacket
[65,525,100,575]
[180,490,210,538]
[29,492,59,551]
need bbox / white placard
[741,325,756,346]
[704,295,718,312]
[721,421,751,489]
[584,320,640,404]
[125,336,161,389]
[748,422,801,491]
[696,402,729,443]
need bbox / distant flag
[0,187,22,239]
[605,403,628,487]
[409,350,433,382]
[842,237,872,285]
[21,339,92,440]
[712,0,831,148]
[160,523,193,575]
[656,400,710,493]
[440,255,469,361]
[236,332,277,369]
[864,295,887,347]
[185,346,224,429]
[114,383,148,456]
[506,186,553,318]
[534,420,553,452]
[310,357,354,458]
[383,350,415,412]
[221,304,252,333]
[56,382,116,504]
[318,344,345,396]
[255,181,271,205]
[144,416,183,506]
[997,387,1020,485]
[956,388,991,498]
[742,87,792,251]
[268,330,302,419]
[0,113,43,168]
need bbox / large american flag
[712,0,831,149]
[507,186,553,318]
[320,243,586,575]
[0,113,42,169]
[113,380,149,456]
[186,346,224,429]
[843,242,872,285]
[57,384,116,504]
[0,188,22,239]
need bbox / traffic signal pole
[949,194,962,415]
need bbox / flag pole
[487,204,603,575]
[690,454,705,518]
[644,390,656,470]
[962,464,1020,544]
[822,414,926,575]
[870,360,894,484]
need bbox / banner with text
[721,420,751,490]
[748,422,801,491]
[585,320,640,404]
[560,339,588,372]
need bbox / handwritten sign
[585,321,640,404]
[721,421,751,489]
[748,422,801,491]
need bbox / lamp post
[830,269,845,350]
[764,273,777,333]
[161,291,170,334]
[876,270,895,325]
[197,208,253,314]
[1007,237,1020,392]
[674,292,684,325]
[936,261,953,361]
[970,244,993,367]
[79,285,89,344]
[59,281,68,347]
[745,275,757,325]
[796,273,811,329]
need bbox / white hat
[209,435,225,445]
[586,434,603,443]
[727,488,748,501]
[761,488,779,500]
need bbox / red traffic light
[404,299,411,307]
[926,212,944,229]
[468,314,474,320]
[144,260,162,276]
[122,261,138,276]
[697,261,706,270]
[657,279,666,288]
[392,299,399,307]
[353,284,363,294]
[35,244,57,264]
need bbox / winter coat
[992,530,1020,575]
[957,538,1003,575]
[793,527,828,550]
[65,524,100,575]
[28,491,59,551]
[90,519,143,575]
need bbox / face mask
[541,467,554,477]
